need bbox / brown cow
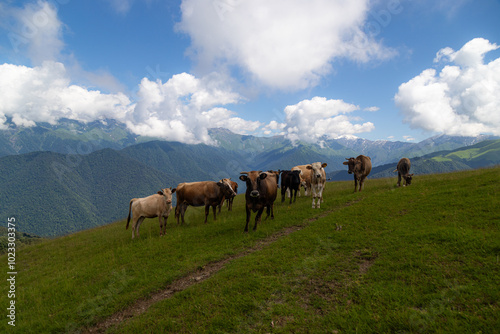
[291,165,312,196]
[306,162,327,208]
[239,170,278,232]
[343,155,372,192]
[395,157,413,187]
[220,178,238,211]
[126,188,176,239]
[175,180,235,225]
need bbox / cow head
[158,187,176,204]
[307,162,327,179]
[218,179,237,197]
[240,171,266,198]
[343,158,359,174]
[405,174,414,185]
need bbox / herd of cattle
[126,156,414,239]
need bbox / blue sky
[1,0,499,145]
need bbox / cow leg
[244,207,251,232]
[354,176,358,193]
[180,204,187,225]
[254,207,265,231]
[135,217,145,238]
[397,173,402,187]
[212,204,217,221]
[281,187,286,203]
[131,217,139,239]
[175,203,180,225]
[359,176,365,191]
[292,189,297,203]
[159,216,164,236]
[204,205,210,224]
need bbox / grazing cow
[306,162,328,208]
[291,165,312,196]
[220,178,238,211]
[126,188,176,239]
[175,180,236,225]
[395,157,413,187]
[239,171,278,232]
[343,155,372,192]
[280,170,301,204]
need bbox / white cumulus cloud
[126,72,259,144]
[0,62,133,130]
[177,0,395,90]
[395,38,500,136]
[283,96,375,143]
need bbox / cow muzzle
[250,190,260,198]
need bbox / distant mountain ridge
[1,120,499,237]
[1,119,496,167]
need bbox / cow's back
[176,181,220,206]
[132,193,163,216]
[262,173,278,203]
[358,155,372,176]
[292,165,312,185]
[397,158,411,174]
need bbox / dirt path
[83,224,305,333]
[83,198,366,333]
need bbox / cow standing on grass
[307,162,328,208]
[239,171,278,232]
[343,155,372,192]
[395,157,413,187]
[175,180,236,225]
[291,165,312,196]
[220,178,238,211]
[126,188,176,239]
[280,170,301,204]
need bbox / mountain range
[0,119,498,237]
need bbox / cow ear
[343,161,348,165]
[259,172,268,179]
[409,174,414,176]
[157,190,164,195]
[239,175,248,181]
[171,188,176,194]
[322,163,328,168]
[306,165,312,170]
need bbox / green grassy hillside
[1,167,498,333]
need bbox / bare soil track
[84,225,305,333]
[84,198,364,333]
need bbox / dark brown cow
[395,157,413,187]
[280,170,301,204]
[175,180,236,225]
[126,188,176,239]
[239,171,278,232]
[343,155,372,192]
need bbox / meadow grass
[1,167,499,333]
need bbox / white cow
[306,162,327,209]
[126,188,176,239]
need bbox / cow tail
[126,199,134,229]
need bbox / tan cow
[291,165,312,196]
[175,180,236,225]
[343,155,372,192]
[395,157,413,187]
[306,162,327,208]
[126,188,176,239]
[239,171,278,232]
[220,178,238,211]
